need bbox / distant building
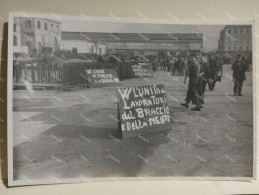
[61,32,105,55]
[61,32,203,56]
[218,25,252,57]
[13,17,61,58]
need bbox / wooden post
[40,63,43,83]
[31,63,35,83]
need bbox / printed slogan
[129,63,152,78]
[117,84,170,138]
[86,69,119,87]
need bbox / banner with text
[129,63,152,78]
[86,69,119,87]
[117,84,170,138]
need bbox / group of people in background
[22,49,251,112]
[179,54,220,111]
[175,53,250,111]
[99,51,251,112]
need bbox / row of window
[13,35,55,46]
[21,19,59,31]
[228,29,250,34]
[227,46,250,50]
[14,20,60,32]
[37,21,59,31]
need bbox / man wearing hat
[231,54,249,96]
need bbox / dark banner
[129,63,152,78]
[86,69,119,87]
[117,84,170,138]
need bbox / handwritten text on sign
[129,64,152,77]
[117,85,170,138]
[86,69,119,87]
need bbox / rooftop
[221,25,252,31]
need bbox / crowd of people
[96,52,251,112]
[104,51,251,112]
[19,49,251,112]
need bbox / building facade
[218,25,252,57]
[13,17,61,57]
[61,32,203,56]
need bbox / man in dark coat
[162,58,167,71]
[174,57,180,75]
[181,56,201,111]
[217,56,224,76]
[199,55,210,104]
[166,57,170,72]
[231,54,249,96]
[208,54,218,91]
[179,56,185,76]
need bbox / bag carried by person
[216,75,221,82]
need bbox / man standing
[181,55,201,111]
[199,55,210,105]
[166,57,170,72]
[179,56,186,76]
[208,54,218,91]
[217,55,224,76]
[170,57,175,76]
[231,54,249,96]
[174,57,180,76]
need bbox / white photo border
[7,11,257,186]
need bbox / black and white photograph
[8,12,255,186]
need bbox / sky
[61,19,226,51]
